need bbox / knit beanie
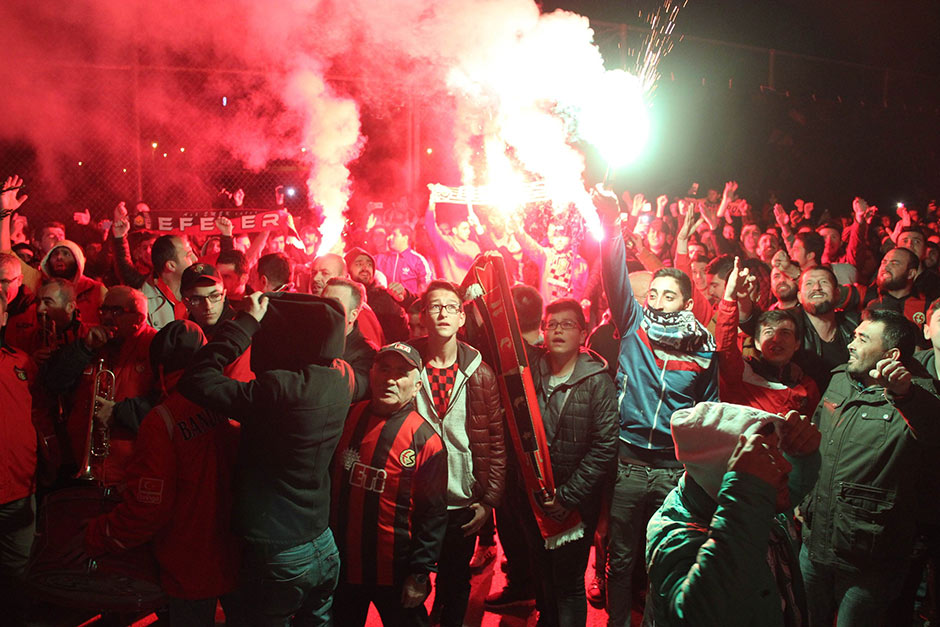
[670,402,785,500]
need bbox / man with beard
[757,231,782,265]
[592,188,719,627]
[800,309,940,626]
[794,266,860,390]
[311,253,385,348]
[897,226,940,303]
[864,247,928,336]
[322,277,377,403]
[770,265,800,310]
[346,247,409,344]
[43,286,157,483]
[39,240,108,326]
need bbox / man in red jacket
[84,320,244,625]
[715,258,820,416]
[0,291,38,624]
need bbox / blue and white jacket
[601,232,719,462]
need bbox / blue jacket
[600,232,719,460]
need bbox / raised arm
[110,203,147,289]
[593,187,644,336]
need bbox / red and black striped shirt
[331,401,447,586]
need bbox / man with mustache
[793,266,860,390]
[346,247,409,344]
[800,309,940,626]
[862,247,928,340]
[39,240,108,326]
[43,286,157,483]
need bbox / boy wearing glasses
[180,264,252,383]
[522,298,618,626]
[408,280,506,627]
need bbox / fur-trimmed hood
[40,239,86,282]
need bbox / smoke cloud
[1,0,643,249]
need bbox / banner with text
[140,208,298,237]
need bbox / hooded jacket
[532,348,618,522]
[179,312,355,547]
[40,240,108,325]
[409,337,506,509]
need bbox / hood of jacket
[535,347,608,392]
[40,239,86,282]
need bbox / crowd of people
[1,170,939,627]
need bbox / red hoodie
[84,391,242,599]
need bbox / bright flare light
[578,70,650,168]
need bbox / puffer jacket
[533,348,619,522]
[801,365,940,571]
[411,337,506,509]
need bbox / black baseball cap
[376,342,423,371]
[181,263,223,294]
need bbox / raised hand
[677,202,704,244]
[232,188,245,208]
[728,431,792,490]
[870,357,913,397]
[112,202,130,238]
[1,175,28,215]
[246,291,269,322]
[215,215,233,237]
[591,185,621,226]
[773,203,789,228]
[73,209,91,226]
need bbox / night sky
[548,0,940,77]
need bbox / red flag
[461,252,584,548]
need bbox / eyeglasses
[98,306,137,317]
[427,303,461,316]
[183,292,225,306]
[542,320,581,331]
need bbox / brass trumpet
[76,359,116,481]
